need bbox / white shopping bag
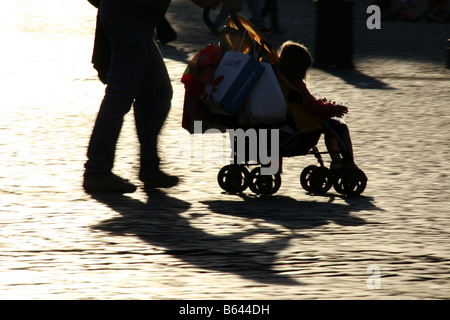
[202,50,264,115]
[245,62,287,125]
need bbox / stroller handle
[203,2,246,36]
[203,3,220,35]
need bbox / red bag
[181,45,229,133]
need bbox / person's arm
[295,81,347,118]
[315,98,348,118]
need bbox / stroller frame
[199,4,367,196]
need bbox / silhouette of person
[261,0,284,34]
[277,41,358,172]
[246,0,270,32]
[84,0,244,194]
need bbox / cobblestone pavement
[0,0,449,299]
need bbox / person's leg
[84,11,151,192]
[246,0,268,30]
[133,38,177,187]
[324,120,354,171]
[279,130,321,157]
[214,5,230,27]
[261,0,269,17]
[263,0,283,33]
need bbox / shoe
[330,159,360,175]
[83,173,137,194]
[143,171,179,189]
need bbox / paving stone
[0,0,449,299]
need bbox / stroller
[181,4,367,196]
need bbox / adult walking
[83,0,244,194]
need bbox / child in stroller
[278,41,353,173]
[275,40,367,195]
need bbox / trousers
[85,9,173,181]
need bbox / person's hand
[335,104,349,117]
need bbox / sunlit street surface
[0,0,449,299]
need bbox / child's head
[278,41,312,81]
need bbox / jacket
[278,75,324,133]
[101,0,171,23]
[91,0,172,83]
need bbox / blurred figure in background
[214,4,230,27]
[371,0,421,21]
[246,0,270,32]
[424,0,449,22]
[395,0,421,21]
[261,0,285,34]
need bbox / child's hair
[278,41,313,81]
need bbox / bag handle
[230,28,247,52]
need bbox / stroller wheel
[300,165,318,193]
[218,164,250,193]
[217,165,232,191]
[344,168,367,196]
[249,167,281,196]
[226,165,250,193]
[309,167,333,194]
[333,167,367,196]
[249,167,260,194]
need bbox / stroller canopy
[219,14,280,65]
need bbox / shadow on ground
[317,67,395,90]
[91,190,378,285]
